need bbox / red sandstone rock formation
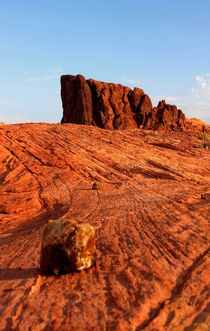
[0,123,210,330]
[61,75,93,125]
[145,100,187,131]
[61,75,187,130]
[187,117,210,134]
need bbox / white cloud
[26,74,59,82]
[194,74,210,98]
[182,74,210,122]
[26,67,62,82]
[48,66,62,73]
[0,98,19,109]
[152,95,178,105]
[151,75,210,123]
[1,68,61,89]
[195,74,210,92]
[0,114,31,124]
[0,98,31,123]
[121,77,148,88]
[126,79,141,85]
[2,83,19,89]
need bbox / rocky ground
[0,123,210,330]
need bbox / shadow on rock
[0,267,38,280]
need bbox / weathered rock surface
[61,75,93,125]
[40,219,96,275]
[61,75,187,131]
[0,123,210,330]
[188,117,210,134]
[201,192,210,201]
[145,100,187,131]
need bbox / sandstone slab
[0,123,210,330]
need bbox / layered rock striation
[61,74,187,130]
[0,123,210,330]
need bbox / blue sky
[0,0,210,123]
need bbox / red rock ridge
[61,74,187,130]
[145,99,187,131]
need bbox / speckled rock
[40,219,96,275]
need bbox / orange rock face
[0,123,210,330]
[187,117,210,135]
[145,100,187,131]
[61,75,187,131]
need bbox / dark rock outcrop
[61,75,152,129]
[145,100,186,131]
[61,74,187,130]
[61,75,93,125]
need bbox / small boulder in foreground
[40,219,96,275]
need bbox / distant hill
[187,117,210,133]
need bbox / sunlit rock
[40,219,96,275]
